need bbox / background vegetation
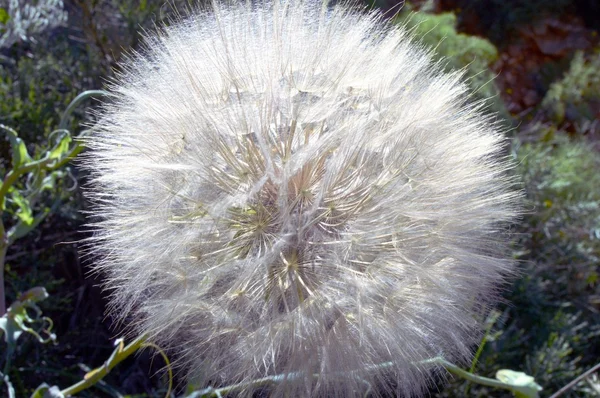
[1,0,599,396]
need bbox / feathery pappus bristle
[82,1,522,396]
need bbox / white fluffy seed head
[82,1,521,396]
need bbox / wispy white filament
[83,1,521,396]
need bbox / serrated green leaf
[496,369,543,398]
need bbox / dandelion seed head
[83,1,521,396]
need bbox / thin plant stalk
[60,335,147,397]
[549,362,600,398]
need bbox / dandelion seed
[83,1,521,396]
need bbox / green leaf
[0,8,9,24]
[47,132,72,161]
[496,369,543,398]
[30,384,64,398]
[7,132,32,169]
[8,188,33,225]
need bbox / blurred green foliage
[396,5,510,121]
[517,133,600,306]
[507,133,600,395]
[0,39,102,179]
[542,51,600,132]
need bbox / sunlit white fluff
[83,1,521,396]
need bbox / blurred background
[0,0,599,396]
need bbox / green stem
[0,156,53,212]
[433,357,517,391]
[470,322,494,373]
[60,335,147,397]
[58,90,109,131]
[465,310,500,395]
